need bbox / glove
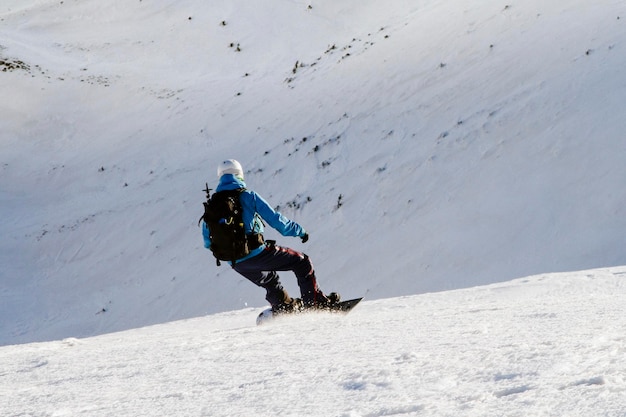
[301,232,309,243]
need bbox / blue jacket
[202,174,307,262]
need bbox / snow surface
[0,0,625,381]
[1,1,626,413]
[1,268,626,416]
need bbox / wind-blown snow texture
[1,269,626,416]
[0,0,625,357]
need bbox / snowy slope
[1,0,626,345]
[1,268,625,416]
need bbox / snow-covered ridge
[1,0,625,346]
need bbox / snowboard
[256,297,363,326]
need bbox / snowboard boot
[303,292,341,310]
[271,297,303,315]
[324,292,341,309]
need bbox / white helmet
[217,159,244,179]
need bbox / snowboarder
[201,159,339,313]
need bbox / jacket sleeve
[251,191,306,237]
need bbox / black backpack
[199,185,262,266]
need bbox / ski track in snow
[1,269,625,416]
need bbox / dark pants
[233,243,322,307]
